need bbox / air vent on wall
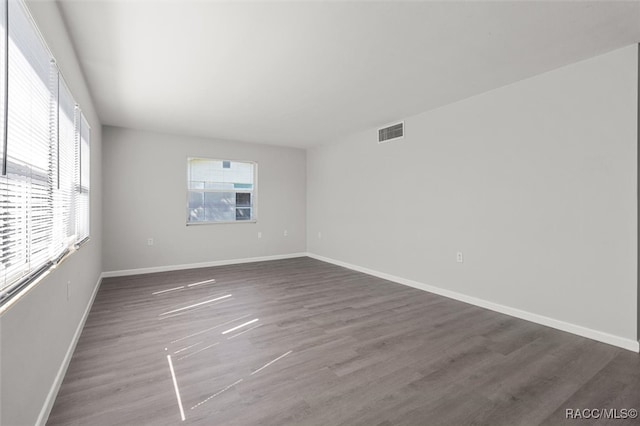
[378,122,404,143]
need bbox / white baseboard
[306,252,640,353]
[37,273,104,426]
[102,252,308,278]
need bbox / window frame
[186,157,258,225]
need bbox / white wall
[102,126,306,273]
[0,11,634,424]
[308,45,639,347]
[0,1,103,425]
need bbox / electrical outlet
[258,232,262,239]
[456,251,464,263]
[147,238,154,246]
[284,230,288,237]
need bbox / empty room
[1,0,639,425]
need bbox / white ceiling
[57,1,640,148]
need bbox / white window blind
[1,0,55,293]
[0,0,90,305]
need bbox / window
[1,0,6,174]
[187,158,257,224]
[0,0,90,306]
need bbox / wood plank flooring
[47,257,640,425]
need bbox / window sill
[186,220,258,226]
[0,238,90,315]
[0,265,55,316]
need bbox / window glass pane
[187,191,204,222]
[204,192,234,222]
[187,191,238,223]
[235,208,251,221]
[236,192,251,207]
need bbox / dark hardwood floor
[47,257,640,425]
